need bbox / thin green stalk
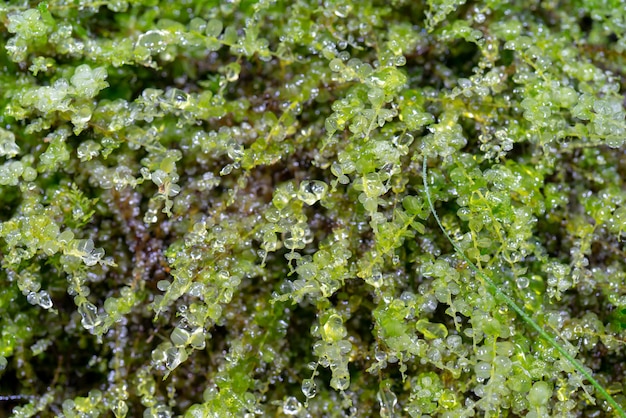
[422,155,626,417]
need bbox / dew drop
[26,291,38,305]
[164,346,188,371]
[333,4,352,18]
[301,378,317,399]
[220,164,234,176]
[329,58,343,72]
[77,140,101,161]
[227,142,244,161]
[393,132,414,148]
[189,328,206,350]
[112,399,128,418]
[282,396,301,415]
[377,384,398,418]
[366,271,384,288]
[137,30,169,54]
[22,167,37,182]
[188,282,205,297]
[189,17,207,33]
[323,314,346,342]
[164,88,190,110]
[338,339,352,355]
[516,276,529,289]
[0,130,20,158]
[224,63,240,82]
[79,301,102,330]
[474,361,492,379]
[331,373,350,391]
[144,209,158,224]
[297,180,328,205]
[38,291,53,309]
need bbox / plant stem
[422,154,626,417]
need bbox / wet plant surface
[1,0,626,416]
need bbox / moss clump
[1,0,626,416]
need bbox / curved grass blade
[422,154,626,417]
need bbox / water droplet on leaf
[301,378,317,399]
[137,30,169,54]
[79,302,102,330]
[282,396,301,415]
[298,180,328,205]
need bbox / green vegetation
[1,0,626,416]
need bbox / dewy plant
[1,0,626,416]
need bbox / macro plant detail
[1,0,626,417]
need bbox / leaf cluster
[1,0,626,416]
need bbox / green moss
[1,0,626,416]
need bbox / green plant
[1,0,626,416]
[423,154,625,416]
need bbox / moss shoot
[1,0,626,416]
